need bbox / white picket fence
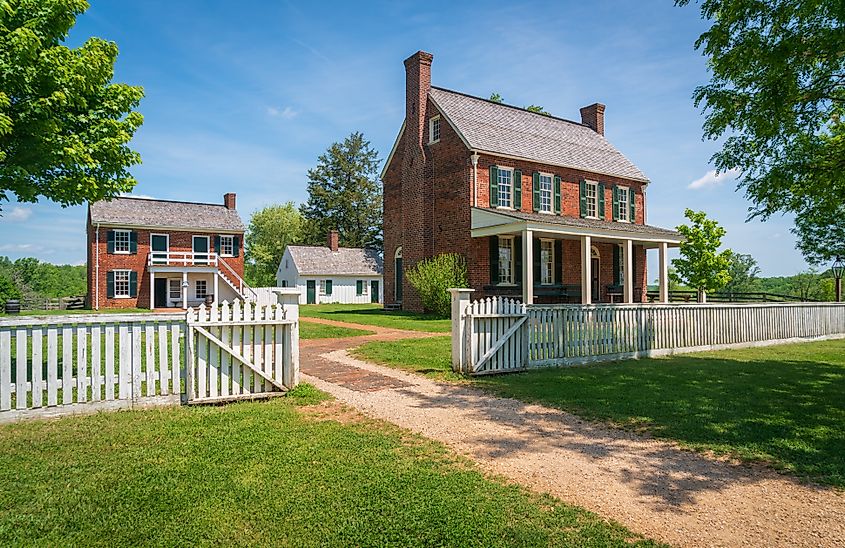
[450,291,845,375]
[0,294,301,422]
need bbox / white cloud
[266,106,297,119]
[688,168,740,190]
[0,243,36,252]
[6,206,33,222]
[119,193,156,200]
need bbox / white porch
[148,252,253,310]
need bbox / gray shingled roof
[89,197,245,231]
[288,246,383,276]
[478,208,681,240]
[430,87,649,182]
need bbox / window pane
[539,174,552,212]
[586,183,598,218]
[114,231,130,253]
[618,188,628,221]
[497,169,512,208]
[498,238,513,284]
[541,241,554,284]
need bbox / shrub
[406,253,468,318]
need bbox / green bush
[406,253,468,318]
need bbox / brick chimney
[327,230,339,252]
[579,103,606,136]
[223,193,236,209]
[404,50,433,147]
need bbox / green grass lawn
[300,304,450,333]
[0,308,153,318]
[300,320,374,339]
[0,385,658,547]
[354,336,845,487]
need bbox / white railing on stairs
[147,252,257,301]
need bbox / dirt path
[299,319,845,548]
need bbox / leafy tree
[678,0,845,263]
[790,268,834,301]
[301,132,382,251]
[792,203,845,266]
[0,270,20,308]
[525,105,551,116]
[489,92,504,103]
[672,209,733,302]
[244,202,304,287]
[405,253,468,318]
[0,0,144,210]
[723,253,761,294]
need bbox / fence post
[273,289,301,388]
[448,288,475,373]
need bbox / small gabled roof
[89,197,245,232]
[429,87,649,183]
[287,245,383,276]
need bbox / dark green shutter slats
[532,172,540,212]
[326,280,333,295]
[489,166,499,207]
[513,169,522,209]
[489,236,499,284]
[129,271,138,298]
[579,179,587,218]
[233,236,240,257]
[630,189,636,222]
[514,236,522,285]
[554,176,561,214]
[129,231,138,254]
[612,186,620,221]
[598,183,606,219]
[555,240,563,284]
[106,231,115,254]
[613,245,621,286]
[214,236,221,254]
[106,271,115,298]
[356,280,363,295]
[533,238,541,285]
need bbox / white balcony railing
[148,251,218,267]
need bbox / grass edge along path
[353,336,845,488]
[300,304,450,333]
[0,384,660,547]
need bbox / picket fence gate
[0,297,300,423]
[450,291,845,375]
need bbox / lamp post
[833,256,844,303]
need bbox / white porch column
[213,273,219,304]
[522,229,533,304]
[149,271,155,311]
[623,239,634,304]
[659,241,669,303]
[581,235,592,305]
[182,271,188,310]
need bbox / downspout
[471,152,479,207]
[95,222,100,310]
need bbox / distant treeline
[654,267,837,302]
[0,256,86,308]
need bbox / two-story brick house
[383,51,682,311]
[87,193,252,310]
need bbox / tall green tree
[672,209,733,302]
[0,0,144,210]
[244,202,304,287]
[301,132,382,251]
[792,203,845,266]
[678,0,845,263]
[723,253,761,294]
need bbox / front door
[154,278,168,308]
[370,280,379,303]
[151,234,169,264]
[395,258,403,302]
[306,280,316,304]
[591,257,600,302]
[193,236,209,265]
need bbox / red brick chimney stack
[327,230,339,252]
[404,50,433,147]
[579,103,606,136]
[223,193,237,209]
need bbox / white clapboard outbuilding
[276,231,383,305]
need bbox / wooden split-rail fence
[0,299,300,423]
[451,292,845,375]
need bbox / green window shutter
[554,176,561,214]
[129,231,138,254]
[579,179,587,218]
[598,183,606,219]
[106,231,115,254]
[532,172,540,212]
[489,236,499,284]
[233,236,240,257]
[356,280,363,295]
[514,236,522,286]
[325,280,333,295]
[613,245,621,286]
[129,271,138,298]
[555,240,563,284]
[533,238,541,285]
[489,166,499,207]
[630,190,636,223]
[106,271,115,298]
[612,186,619,220]
[214,236,221,254]
[513,169,522,209]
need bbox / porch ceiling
[471,207,683,247]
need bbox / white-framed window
[498,236,514,285]
[219,235,235,256]
[114,230,131,254]
[195,280,208,299]
[320,279,333,296]
[114,270,131,298]
[497,168,513,208]
[540,240,554,285]
[429,116,441,143]
[356,280,368,296]
[617,186,629,222]
[585,181,599,219]
[168,279,181,300]
[538,173,553,213]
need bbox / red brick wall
[87,225,245,309]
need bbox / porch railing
[148,251,218,267]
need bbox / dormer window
[428,116,441,143]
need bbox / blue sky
[0,0,809,277]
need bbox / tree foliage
[0,0,144,209]
[244,202,304,287]
[405,253,468,318]
[678,0,845,263]
[488,93,551,115]
[792,202,845,266]
[672,209,733,299]
[0,256,85,305]
[489,92,504,103]
[723,252,761,293]
[300,132,382,251]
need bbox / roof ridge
[430,86,588,128]
[98,196,230,208]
